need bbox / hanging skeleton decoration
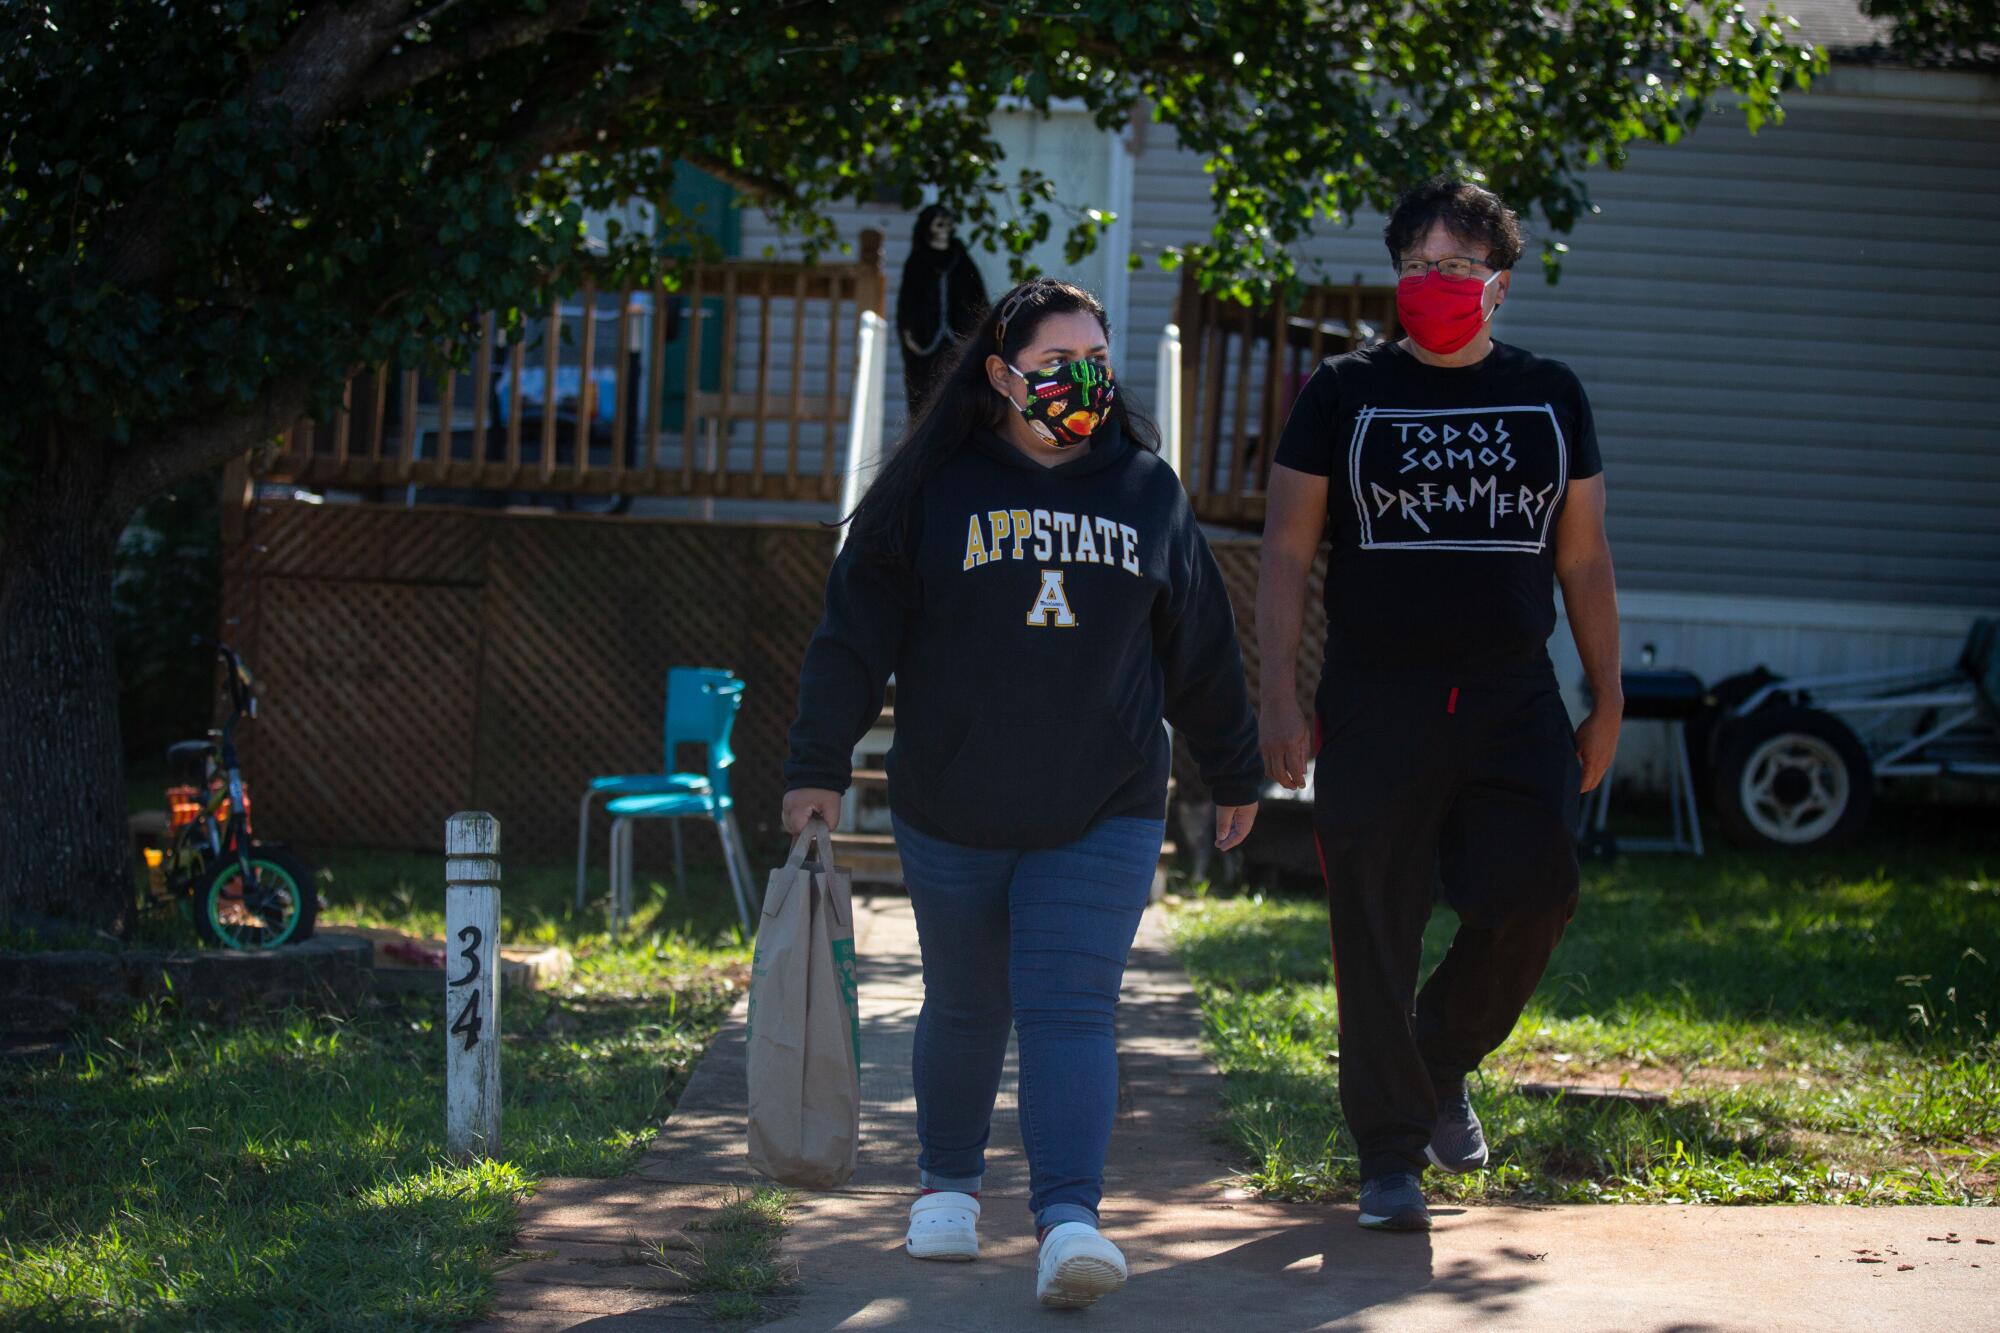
[896,205,989,415]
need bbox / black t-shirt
[1273,339,1602,680]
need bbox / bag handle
[782,812,840,873]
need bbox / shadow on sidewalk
[1124,1215,1540,1330]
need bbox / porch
[224,261,1389,875]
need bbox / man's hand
[1261,695,1311,790]
[1576,707,1621,793]
[782,787,842,836]
[1215,802,1259,852]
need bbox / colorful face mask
[1007,358,1116,448]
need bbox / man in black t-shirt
[1257,178,1623,1233]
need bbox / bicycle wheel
[194,845,317,949]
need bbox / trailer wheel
[1694,667,1783,805]
[1711,706,1873,850]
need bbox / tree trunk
[0,431,130,934]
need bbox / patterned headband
[993,282,1048,348]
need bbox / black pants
[1311,669,1582,1180]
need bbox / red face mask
[1395,269,1502,356]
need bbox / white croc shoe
[1035,1222,1127,1308]
[905,1191,980,1261]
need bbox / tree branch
[101,375,317,527]
[404,0,470,32]
[494,82,803,205]
[500,58,671,166]
[356,0,593,106]
[100,0,417,293]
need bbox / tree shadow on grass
[1181,825,2000,1047]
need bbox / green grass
[0,848,753,1330]
[1170,805,2000,1207]
[645,1186,796,1326]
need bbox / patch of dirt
[1956,1135,1999,1196]
[1493,1055,1841,1097]
[1768,1128,2000,1199]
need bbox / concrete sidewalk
[481,894,1996,1331]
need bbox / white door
[980,108,1134,341]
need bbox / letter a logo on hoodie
[1025,570,1078,628]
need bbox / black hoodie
[784,418,1262,849]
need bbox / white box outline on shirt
[1347,402,1568,553]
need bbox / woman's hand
[782,787,843,836]
[1215,802,1258,852]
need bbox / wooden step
[830,831,903,886]
[831,830,900,856]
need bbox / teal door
[660,164,738,430]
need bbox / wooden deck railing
[1175,268,1397,527]
[260,232,886,500]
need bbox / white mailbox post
[445,812,501,1159]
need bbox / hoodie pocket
[924,708,1148,848]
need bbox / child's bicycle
[142,643,317,949]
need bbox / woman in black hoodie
[783,278,1260,1309]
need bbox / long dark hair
[846,277,1160,564]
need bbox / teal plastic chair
[576,667,733,910]
[604,674,756,933]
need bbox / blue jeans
[893,813,1166,1232]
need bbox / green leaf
[0,0,1820,491]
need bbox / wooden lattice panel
[1168,536,1329,796]
[222,500,837,864]
[244,503,490,584]
[221,503,1340,858]
[471,517,832,861]
[1205,536,1329,721]
[245,577,482,849]
[739,525,838,802]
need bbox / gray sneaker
[1357,1172,1431,1232]
[1425,1072,1490,1174]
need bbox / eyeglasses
[1396,256,1494,281]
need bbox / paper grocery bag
[746,814,860,1189]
